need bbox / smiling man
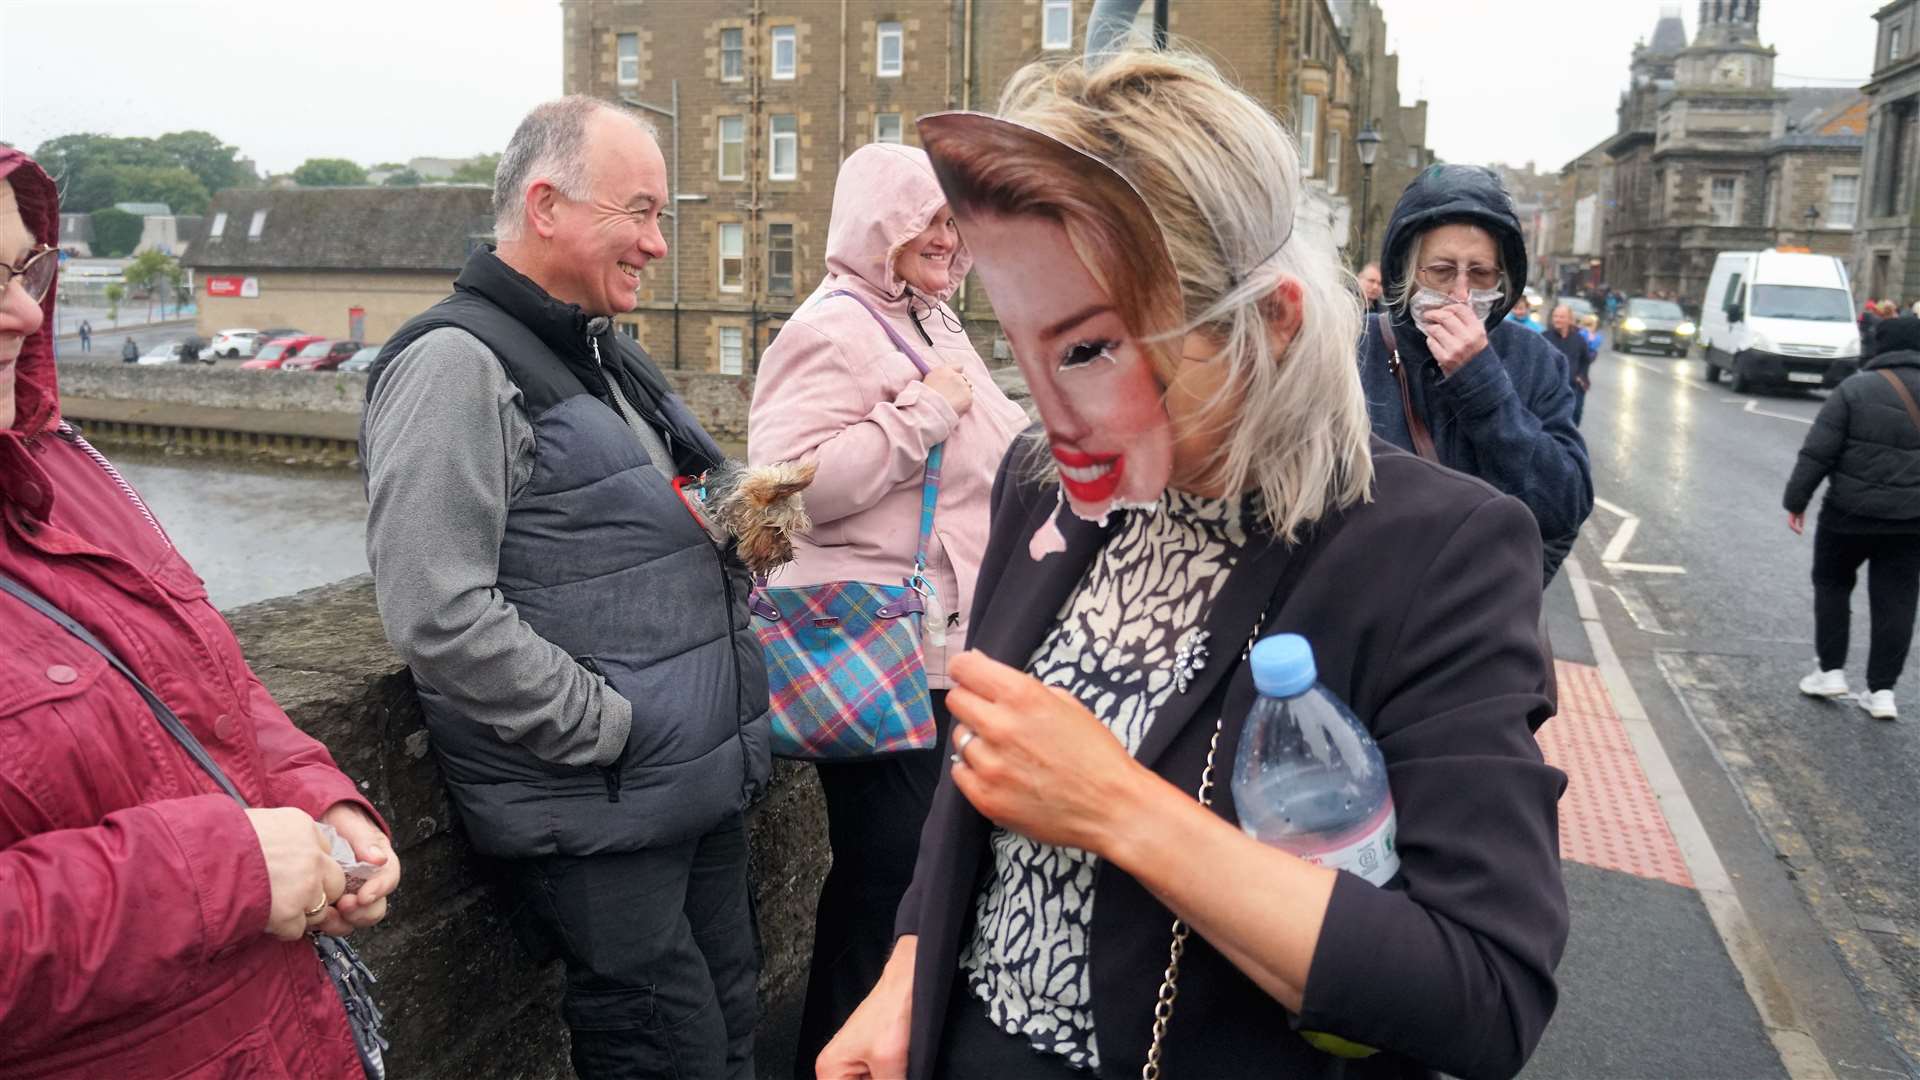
[360,97,770,1079]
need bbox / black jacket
[1542,326,1592,387]
[1784,349,1920,531]
[895,435,1568,1080]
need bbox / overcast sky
[0,0,1890,179]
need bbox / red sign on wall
[205,276,258,298]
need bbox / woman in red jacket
[0,149,400,1077]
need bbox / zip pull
[590,336,602,367]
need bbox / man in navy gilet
[361,97,772,1079]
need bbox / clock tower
[1677,0,1776,90]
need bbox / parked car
[1698,249,1862,393]
[207,328,264,358]
[135,341,192,365]
[1613,297,1695,357]
[338,345,381,374]
[1561,296,1596,321]
[282,339,364,372]
[241,334,325,370]
[257,327,306,343]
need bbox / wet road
[1576,342,1920,1064]
[112,451,369,610]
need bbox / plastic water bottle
[1232,634,1399,886]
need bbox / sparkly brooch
[1172,628,1210,695]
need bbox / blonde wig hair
[958,48,1373,540]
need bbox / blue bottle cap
[1249,634,1317,698]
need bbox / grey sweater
[363,327,639,768]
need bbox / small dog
[691,459,817,577]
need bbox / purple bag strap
[824,288,932,374]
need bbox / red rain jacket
[0,148,382,1078]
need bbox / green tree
[90,207,143,257]
[382,168,423,187]
[124,249,179,319]
[451,153,500,183]
[112,164,210,215]
[36,130,253,213]
[154,130,255,193]
[292,158,369,186]
[104,283,125,324]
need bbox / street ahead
[1530,339,1920,1079]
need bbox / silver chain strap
[1140,615,1268,1080]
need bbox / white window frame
[1710,176,1739,226]
[720,27,744,82]
[1325,128,1341,191]
[617,33,640,86]
[717,116,745,181]
[209,211,227,239]
[248,209,268,239]
[769,115,798,180]
[1042,0,1072,50]
[1828,173,1859,229]
[719,326,744,375]
[1891,24,1905,63]
[771,26,796,80]
[767,223,796,296]
[1297,94,1319,177]
[717,223,744,292]
[874,112,903,144]
[877,22,903,77]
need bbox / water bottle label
[1297,804,1399,887]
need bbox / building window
[874,112,903,144]
[1764,174,1779,227]
[1881,99,1918,216]
[721,27,744,81]
[248,209,268,239]
[877,22,903,77]
[718,223,744,291]
[618,321,639,340]
[1709,177,1739,225]
[768,223,795,296]
[719,326,744,375]
[1042,0,1071,50]
[1892,25,1905,63]
[1297,95,1319,177]
[771,26,796,80]
[770,114,798,180]
[718,116,745,180]
[1325,129,1341,190]
[617,33,640,86]
[1829,174,1859,228]
[209,211,227,239]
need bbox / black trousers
[509,814,760,1080]
[933,974,1085,1079]
[1812,526,1920,692]
[791,691,951,1078]
[1571,386,1587,427]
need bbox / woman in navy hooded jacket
[1358,165,1593,584]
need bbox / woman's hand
[945,651,1146,855]
[247,807,346,941]
[1789,511,1805,535]
[1421,301,1490,376]
[316,802,400,936]
[922,366,974,417]
[817,936,917,1079]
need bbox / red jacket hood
[1,148,61,439]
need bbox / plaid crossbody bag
[752,290,945,760]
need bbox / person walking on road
[1785,315,1920,721]
[1543,303,1594,427]
[361,96,771,1078]
[77,317,90,351]
[119,335,136,363]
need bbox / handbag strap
[0,571,247,808]
[1879,369,1920,435]
[1377,313,1438,462]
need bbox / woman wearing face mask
[748,141,1028,1077]
[1357,166,1593,584]
[818,49,1567,1080]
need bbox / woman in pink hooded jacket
[749,142,1027,1074]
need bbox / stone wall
[227,576,827,1079]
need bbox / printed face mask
[920,112,1185,554]
[1410,286,1503,329]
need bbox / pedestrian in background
[1357,260,1384,313]
[77,317,90,351]
[1578,311,1603,356]
[1785,315,1920,721]
[119,335,136,362]
[1544,303,1594,426]
[1506,294,1542,332]
[746,142,1026,1076]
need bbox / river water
[112,451,370,610]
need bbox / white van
[1698,250,1862,392]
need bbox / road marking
[1593,496,1633,518]
[1566,555,1838,1080]
[1605,561,1690,575]
[1742,399,1816,426]
[1600,516,1640,563]
[1591,496,1689,575]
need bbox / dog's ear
[741,459,816,506]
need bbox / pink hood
[822,143,971,303]
[1,148,61,439]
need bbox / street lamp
[1355,124,1383,267]
[1802,203,1820,247]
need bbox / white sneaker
[1799,669,1850,698]
[1860,689,1898,720]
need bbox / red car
[282,339,364,372]
[241,334,325,370]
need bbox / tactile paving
[1536,661,1695,889]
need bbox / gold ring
[304,895,329,918]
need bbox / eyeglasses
[1415,261,1504,292]
[2,245,56,305]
